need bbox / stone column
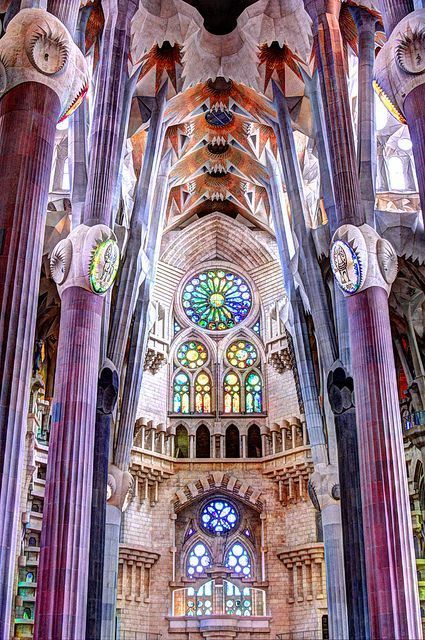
[306,1,421,635]
[353,8,377,226]
[47,0,80,35]
[86,363,119,640]
[34,225,120,638]
[241,433,247,458]
[377,0,414,35]
[0,9,86,636]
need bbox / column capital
[308,463,340,511]
[0,8,88,122]
[330,223,398,296]
[107,464,133,512]
[50,224,120,297]
[374,9,425,124]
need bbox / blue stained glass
[246,372,262,413]
[200,499,238,535]
[252,319,260,335]
[182,269,252,331]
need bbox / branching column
[304,0,422,637]
[0,9,86,636]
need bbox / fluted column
[35,225,120,638]
[47,0,80,35]
[0,9,86,636]
[305,1,422,636]
[354,8,377,226]
[377,0,414,35]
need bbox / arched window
[225,542,252,577]
[23,607,32,620]
[195,372,212,413]
[247,425,262,458]
[173,372,190,413]
[224,372,241,413]
[245,372,262,413]
[226,340,258,369]
[225,424,240,458]
[187,542,212,577]
[176,425,189,459]
[196,424,210,458]
[28,536,37,547]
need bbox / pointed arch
[173,370,190,413]
[223,370,241,413]
[194,370,212,413]
[247,424,262,458]
[175,424,189,459]
[225,424,240,458]
[245,368,262,413]
[196,424,211,458]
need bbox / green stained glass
[245,372,262,413]
[226,340,257,369]
[182,269,252,331]
[173,372,190,413]
[177,341,208,369]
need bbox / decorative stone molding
[374,10,425,123]
[268,347,292,373]
[277,543,325,604]
[308,464,340,512]
[173,472,264,513]
[117,543,160,605]
[50,224,119,297]
[107,464,133,512]
[144,347,167,373]
[330,224,398,296]
[0,8,88,121]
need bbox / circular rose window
[181,269,252,331]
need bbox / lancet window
[223,339,263,414]
[172,339,213,414]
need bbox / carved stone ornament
[330,224,398,297]
[374,9,425,122]
[309,463,340,512]
[107,464,134,512]
[50,224,120,298]
[0,9,89,122]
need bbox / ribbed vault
[160,213,276,271]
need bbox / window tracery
[225,541,252,577]
[200,499,238,534]
[224,371,241,413]
[187,542,212,577]
[173,372,190,413]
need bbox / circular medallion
[177,341,208,369]
[182,269,252,331]
[396,28,425,75]
[226,340,257,369]
[330,240,362,294]
[26,24,69,76]
[89,238,120,294]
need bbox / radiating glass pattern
[182,269,252,331]
[201,499,238,534]
[177,341,208,369]
[226,340,257,369]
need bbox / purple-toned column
[0,9,86,637]
[377,0,414,35]
[48,0,81,36]
[35,1,138,637]
[304,0,422,637]
[34,225,120,638]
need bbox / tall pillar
[35,2,138,637]
[34,225,120,638]
[0,9,86,636]
[353,8,377,226]
[47,0,80,35]
[86,363,119,640]
[305,0,422,635]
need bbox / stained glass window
[195,372,212,413]
[224,581,252,616]
[173,372,190,413]
[224,372,241,413]
[245,372,262,413]
[182,269,252,331]
[201,499,238,534]
[225,542,252,577]
[177,341,208,370]
[252,319,260,335]
[226,340,257,369]
[187,542,212,577]
[174,320,181,335]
